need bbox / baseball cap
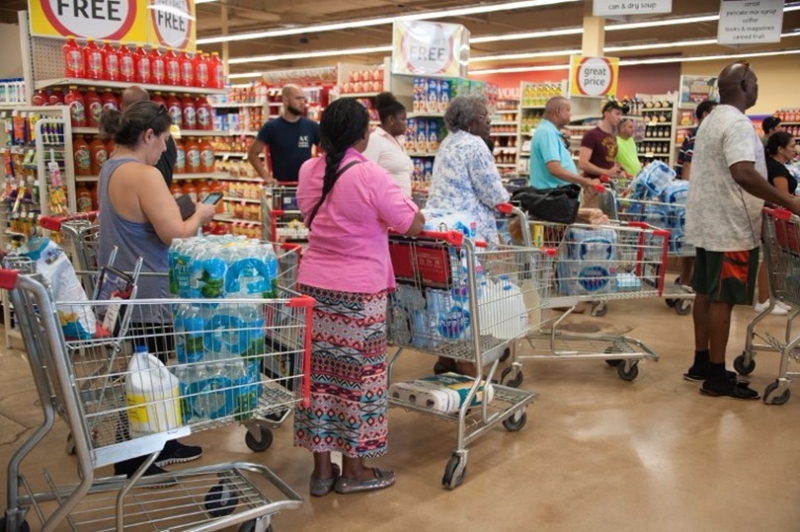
[602,100,625,114]
[762,116,782,133]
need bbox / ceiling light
[470,49,580,62]
[228,45,392,65]
[227,72,265,80]
[471,64,570,75]
[194,0,218,3]
[619,48,800,66]
[198,0,578,44]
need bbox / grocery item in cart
[389,372,494,414]
[556,226,618,295]
[18,237,98,338]
[126,345,182,436]
[422,209,477,239]
[630,160,676,200]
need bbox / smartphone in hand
[202,192,224,205]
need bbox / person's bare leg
[757,262,769,305]
[342,456,379,480]
[312,451,333,480]
[693,293,710,352]
[708,301,734,365]
[679,257,694,288]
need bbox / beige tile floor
[2,296,800,531]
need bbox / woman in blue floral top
[426,95,510,243]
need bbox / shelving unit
[35,78,226,96]
[516,81,567,178]
[634,93,679,167]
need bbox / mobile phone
[176,194,195,220]
[203,192,224,205]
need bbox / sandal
[310,463,340,497]
[334,468,396,494]
[700,379,760,400]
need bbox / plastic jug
[150,46,166,85]
[164,49,181,86]
[194,51,210,88]
[179,51,195,87]
[65,87,85,127]
[199,138,214,173]
[102,41,119,81]
[76,182,92,212]
[84,87,102,128]
[83,38,104,80]
[173,139,186,174]
[63,36,84,78]
[166,92,182,127]
[181,94,197,130]
[185,137,201,173]
[118,43,135,83]
[134,45,151,84]
[209,52,224,89]
[125,345,182,437]
[73,135,91,176]
[151,91,166,108]
[89,137,108,175]
[196,96,213,131]
[49,88,65,106]
[101,88,119,111]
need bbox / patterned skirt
[294,284,389,459]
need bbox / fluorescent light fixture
[227,72,265,80]
[471,64,570,75]
[471,49,580,62]
[471,27,582,43]
[198,0,578,44]
[194,0,218,3]
[228,45,392,65]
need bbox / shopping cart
[411,188,428,209]
[386,223,549,489]
[261,183,307,245]
[505,204,666,384]
[738,208,800,405]
[39,212,102,294]
[0,269,312,532]
[615,197,695,315]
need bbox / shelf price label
[391,20,469,78]
[569,56,619,98]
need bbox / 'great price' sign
[569,56,619,97]
[29,0,196,51]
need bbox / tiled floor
[2,296,800,531]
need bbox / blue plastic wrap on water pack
[557,227,618,295]
[630,161,676,200]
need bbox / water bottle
[193,362,232,420]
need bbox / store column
[573,2,606,118]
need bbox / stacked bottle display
[62,37,224,89]
[168,235,279,422]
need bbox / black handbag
[511,185,581,224]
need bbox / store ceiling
[1,0,798,76]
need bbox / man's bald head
[282,84,302,99]
[282,84,307,118]
[121,86,150,110]
[717,60,758,110]
[544,96,571,128]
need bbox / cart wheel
[674,299,692,316]
[617,362,639,381]
[763,381,791,406]
[665,298,677,308]
[591,302,608,317]
[245,425,274,453]
[65,432,76,455]
[502,411,527,432]
[205,483,239,518]
[442,454,467,489]
[433,361,452,375]
[500,366,523,388]
[238,520,272,532]
[499,347,511,363]
[734,353,756,376]
[265,408,288,422]
[0,517,30,532]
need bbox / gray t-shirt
[686,104,767,252]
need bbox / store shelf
[491,121,518,126]
[211,102,265,109]
[35,78,226,95]
[341,92,382,98]
[223,196,260,204]
[225,131,260,136]
[520,130,536,136]
[642,138,671,142]
[490,132,518,137]
[494,109,519,113]
[72,126,228,137]
[215,175,264,183]
[214,215,261,225]
[496,164,517,168]
[75,172,230,182]
[407,152,437,157]
[520,105,546,110]
[640,108,671,113]
[408,112,445,118]
[494,148,518,153]
[781,121,800,126]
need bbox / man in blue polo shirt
[248,84,321,184]
[530,96,595,189]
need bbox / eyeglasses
[147,104,169,132]
[737,59,751,87]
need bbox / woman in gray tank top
[98,101,216,478]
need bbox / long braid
[307,99,369,229]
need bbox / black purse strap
[307,160,361,230]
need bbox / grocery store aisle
[2,296,800,532]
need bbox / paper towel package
[557,227,618,295]
[389,372,494,414]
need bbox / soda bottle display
[76,182,93,211]
[32,90,49,106]
[150,46,166,85]
[118,43,135,83]
[102,41,119,81]
[181,94,197,130]
[65,86,86,127]
[182,179,198,200]
[49,88,65,106]
[89,136,108,175]
[185,138,201,173]
[194,52,210,88]
[134,45,151,84]
[179,51,195,87]
[174,139,186,174]
[63,36,84,78]
[151,91,166,108]
[84,87,102,128]
[195,95,213,131]
[164,49,181,86]
[83,38,104,80]
[199,139,214,173]
[73,135,91,176]
[166,93,183,127]
[209,52,224,89]
[101,88,119,111]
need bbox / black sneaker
[155,440,203,467]
[700,377,760,400]
[113,460,176,488]
[683,368,740,382]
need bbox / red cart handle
[0,269,19,290]
[768,208,793,221]
[39,211,97,231]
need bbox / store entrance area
[2,296,798,531]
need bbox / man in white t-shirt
[685,60,800,399]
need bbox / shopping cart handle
[287,295,316,308]
[0,269,19,290]
[769,208,793,221]
[542,247,558,256]
[591,184,606,193]
[496,203,513,214]
[414,230,465,246]
[39,211,98,231]
[598,175,611,183]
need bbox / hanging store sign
[593,0,672,17]
[392,20,470,78]
[29,0,196,51]
[569,56,619,98]
[717,0,784,45]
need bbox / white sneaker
[754,300,788,315]
[777,301,793,312]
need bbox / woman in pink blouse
[294,98,424,496]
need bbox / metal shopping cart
[261,183,307,245]
[411,188,428,209]
[0,269,312,532]
[386,225,550,489]
[615,196,695,315]
[741,208,800,404]
[505,204,667,384]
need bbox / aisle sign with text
[593,0,672,17]
[569,56,619,98]
[392,20,469,78]
[717,0,784,45]
[29,0,196,51]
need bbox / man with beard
[248,84,321,184]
